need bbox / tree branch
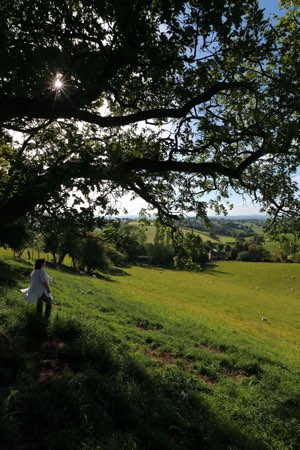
[123,158,239,179]
[0,81,254,128]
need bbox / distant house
[208,249,228,261]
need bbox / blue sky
[260,0,282,16]
[122,0,300,217]
[122,175,300,217]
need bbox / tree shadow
[94,267,132,281]
[0,316,269,450]
[57,264,131,283]
[203,263,232,276]
[0,260,30,288]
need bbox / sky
[120,175,300,218]
[125,197,257,217]
[260,0,283,16]
[120,0,300,218]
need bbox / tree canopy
[0,0,299,232]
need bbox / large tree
[0,0,299,232]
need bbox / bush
[237,244,270,262]
[288,253,300,263]
[103,243,126,267]
[81,238,111,273]
[237,251,254,262]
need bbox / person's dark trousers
[36,294,52,318]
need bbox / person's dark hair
[35,258,46,269]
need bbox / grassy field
[127,221,158,243]
[0,256,299,449]
[128,221,235,244]
[128,221,299,258]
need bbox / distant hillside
[126,217,300,262]
[118,214,268,221]
[210,215,267,221]
[127,218,262,245]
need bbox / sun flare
[51,73,65,93]
[54,78,63,90]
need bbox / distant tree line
[1,216,299,272]
[0,218,208,273]
[228,239,270,262]
[179,218,263,239]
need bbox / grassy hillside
[127,220,157,243]
[128,221,235,244]
[0,256,299,449]
[128,220,300,259]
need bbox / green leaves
[0,1,299,230]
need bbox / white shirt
[22,269,50,304]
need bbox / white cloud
[118,193,149,216]
[118,191,264,218]
[225,200,263,216]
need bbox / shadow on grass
[62,270,118,284]
[131,264,232,277]
[90,267,132,283]
[203,263,232,276]
[0,313,268,450]
[57,264,131,282]
[0,259,31,288]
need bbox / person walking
[22,258,53,318]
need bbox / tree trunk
[57,253,67,265]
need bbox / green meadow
[129,221,235,244]
[127,220,281,249]
[0,256,299,449]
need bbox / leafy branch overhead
[0,0,299,230]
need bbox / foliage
[102,243,126,267]
[266,216,300,260]
[0,219,32,255]
[146,225,174,266]
[103,223,147,263]
[79,237,110,273]
[43,232,65,265]
[237,243,270,262]
[173,230,208,270]
[38,209,105,265]
[288,252,300,263]
[0,1,299,231]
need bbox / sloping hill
[0,256,299,449]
